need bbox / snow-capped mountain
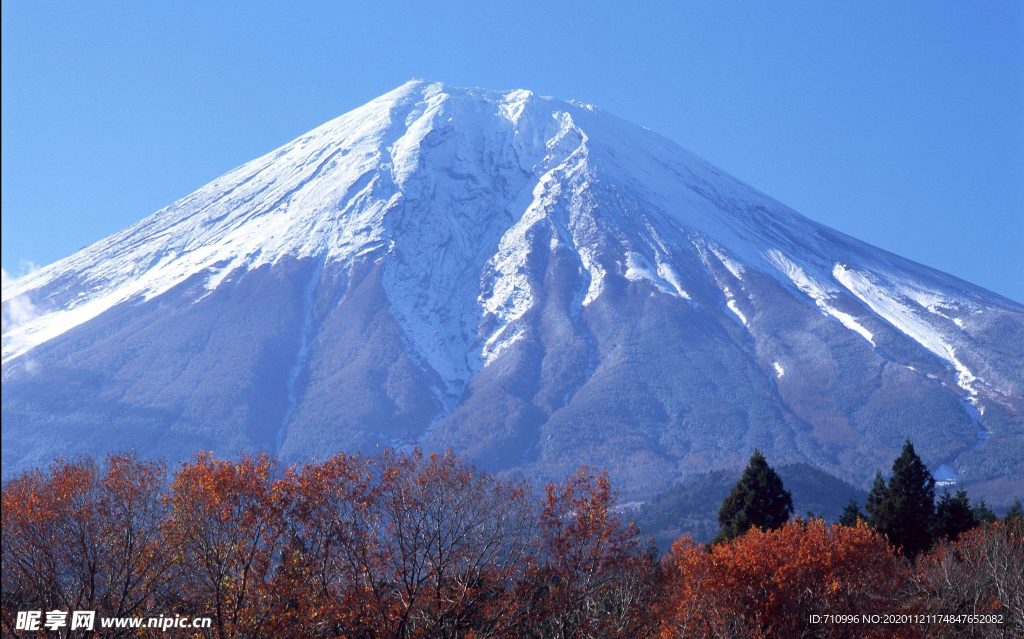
[3,81,1022,502]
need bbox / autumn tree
[916,520,1024,638]
[167,452,288,639]
[364,450,535,639]
[1,454,173,639]
[271,452,380,637]
[524,468,660,639]
[714,450,793,543]
[18,448,1020,639]
[661,520,916,639]
[278,449,537,639]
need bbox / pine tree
[932,489,977,542]
[864,471,887,523]
[973,498,997,524]
[714,450,793,543]
[838,498,863,527]
[1005,499,1023,522]
[868,439,936,558]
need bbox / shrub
[661,520,915,639]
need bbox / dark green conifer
[932,489,977,542]
[868,439,936,558]
[838,497,863,527]
[1005,499,1023,522]
[973,498,997,524]
[864,471,887,522]
[714,450,793,543]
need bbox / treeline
[715,441,1021,557]
[1,448,1021,639]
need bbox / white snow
[476,110,591,371]
[764,249,876,346]
[711,246,745,280]
[623,252,690,300]
[833,265,979,399]
[906,290,972,332]
[3,80,423,362]
[691,240,751,328]
[2,78,1016,418]
[934,464,958,487]
[579,248,606,307]
[724,288,748,326]
[480,325,527,365]
[655,259,691,300]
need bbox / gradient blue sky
[3,1,1022,301]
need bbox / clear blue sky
[3,1,1022,301]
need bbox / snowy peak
[4,84,1020,370]
[3,82,1023,498]
[1,83,567,363]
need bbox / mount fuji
[3,81,1022,502]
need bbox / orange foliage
[6,451,1018,639]
[526,468,661,639]
[660,519,916,639]
[273,451,380,635]
[1,454,172,638]
[276,449,536,638]
[167,452,287,639]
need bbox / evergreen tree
[1005,499,1023,522]
[838,498,863,527]
[864,471,887,523]
[932,489,977,542]
[973,498,997,524]
[868,439,936,558]
[714,450,793,543]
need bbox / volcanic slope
[4,81,1022,501]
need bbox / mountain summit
[3,81,1022,500]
